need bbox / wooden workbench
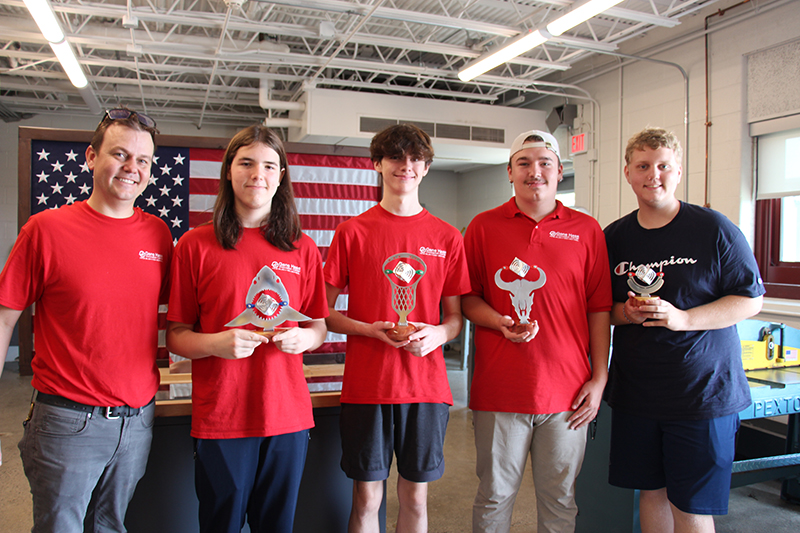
[154,363,344,416]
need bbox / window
[753,124,800,299]
[755,198,800,300]
[779,195,800,262]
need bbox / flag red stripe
[190,178,220,195]
[287,153,375,170]
[299,214,355,231]
[189,211,213,227]
[293,182,379,201]
[192,148,225,162]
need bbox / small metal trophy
[494,257,546,335]
[627,265,664,301]
[225,265,311,337]
[382,252,427,342]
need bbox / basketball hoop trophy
[494,257,546,335]
[627,265,664,302]
[383,253,427,342]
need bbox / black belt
[36,392,153,420]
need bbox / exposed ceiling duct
[0,0,724,127]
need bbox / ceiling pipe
[259,67,305,111]
[704,0,752,208]
[78,84,102,114]
[262,117,302,128]
[305,0,387,86]
[197,0,239,129]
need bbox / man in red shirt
[0,108,172,532]
[463,130,611,533]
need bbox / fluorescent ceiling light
[50,41,88,88]
[458,30,548,82]
[546,0,626,37]
[23,0,64,43]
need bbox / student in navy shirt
[604,127,764,533]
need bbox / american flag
[30,139,379,360]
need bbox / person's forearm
[609,302,629,326]
[166,323,215,360]
[0,306,23,380]
[300,319,328,351]
[438,296,464,342]
[682,294,763,331]
[461,295,503,330]
[325,307,371,337]
[587,311,610,382]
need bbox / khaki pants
[473,410,587,533]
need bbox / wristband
[622,306,637,325]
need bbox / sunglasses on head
[103,108,157,130]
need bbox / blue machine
[732,320,800,499]
[574,319,800,533]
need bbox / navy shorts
[339,402,449,483]
[608,409,740,515]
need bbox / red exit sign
[571,133,587,155]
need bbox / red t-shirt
[168,225,328,439]
[0,202,172,407]
[324,205,470,405]
[465,199,612,415]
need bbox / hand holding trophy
[494,257,546,337]
[383,253,427,342]
[627,265,664,306]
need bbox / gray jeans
[19,398,155,533]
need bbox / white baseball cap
[509,130,561,162]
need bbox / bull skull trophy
[494,258,546,334]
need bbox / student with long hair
[167,125,328,533]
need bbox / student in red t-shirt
[167,125,328,533]
[324,124,470,533]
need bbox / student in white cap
[462,129,612,533]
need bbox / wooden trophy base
[633,296,660,304]
[387,324,418,342]
[253,327,291,339]
[508,322,537,336]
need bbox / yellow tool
[741,324,800,371]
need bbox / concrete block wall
[419,170,461,231]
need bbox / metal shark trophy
[225,265,311,337]
[627,265,664,301]
[383,253,427,342]
[494,257,546,335]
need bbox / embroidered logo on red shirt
[419,246,447,259]
[271,260,301,275]
[549,231,580,242]
[138,250,164,262]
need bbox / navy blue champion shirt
[604,202,765,420]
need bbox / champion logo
[419,246,447,259]
[138,250,164,262]
[613,256,698,276]
[549,230,580,242]
[271,260,301,275]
